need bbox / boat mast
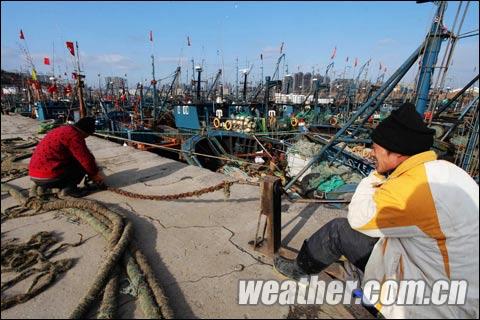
[52,41,55,77]
[75,41,86,118]
[151,54,157,122]
[98,74,102,100]
[235,57,239,100]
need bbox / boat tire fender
[225,120,233,131]
[329,117,338,126]
[213,117,221,128]
[291,117,298,127]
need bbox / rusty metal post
[258,175,282,256]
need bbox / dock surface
[1,114,365,319]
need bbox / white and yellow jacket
[348,151,479,319]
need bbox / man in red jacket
[29,117,105,197]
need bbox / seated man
[275,103,479,318]
[29,117,105,197]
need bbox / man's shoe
[60,186,90,198]
[274,255,310,281]
[83,177,106,192]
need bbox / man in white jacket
[275,103,479,318]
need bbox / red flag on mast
[44,57,50,65]
[66,41,75,56]
[19,29,25,40]
[330,46,337,60]
[149,31,153,42]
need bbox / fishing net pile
[1,231,82,311]
[286,138,363,195]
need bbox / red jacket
[29,125,99,179]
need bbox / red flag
[149,30,153,42]
[187,36,191,46]
[330,46,337,60]
[64,83,72,95]
[19,29,25,40]
[44,57,50,65]
[354,57,358,67]
[66,41,75,56]
[48,84,58,94]
[280,42,284,54]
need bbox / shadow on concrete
[108,203,197,319]
[106,161,185,189]
[281,203,318,248]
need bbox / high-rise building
[293,72,303,94]
[302,72,312,93]
[104,76,126,94]
[282,75,293,94]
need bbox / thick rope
[97,267,120,319]
[64,207,172,318]
[2,183,172,318]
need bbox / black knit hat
[371,103,435,156]
[74,117,96,135]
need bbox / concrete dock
[1,114,363,319]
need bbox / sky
[1,1,479,89]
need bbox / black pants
[297,218,379,273]
[31,163,86,190]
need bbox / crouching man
[29,117,105,197]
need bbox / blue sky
[1,1,478,89]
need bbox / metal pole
[151,54,157,121]
[52,41,55,77]
[75,41,86,118]
[264,76,270,117]
[433,74,479,118]
[139,83,144,123]
[236,57,239,100]
[261,57,264,86]
[196,67,202,101]
[441,96,479,141]
[243,72,248,102]
[261,176,282,256]
[98,73,102,100]
[415,1,448,115]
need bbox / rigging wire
[427,1,464,117]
